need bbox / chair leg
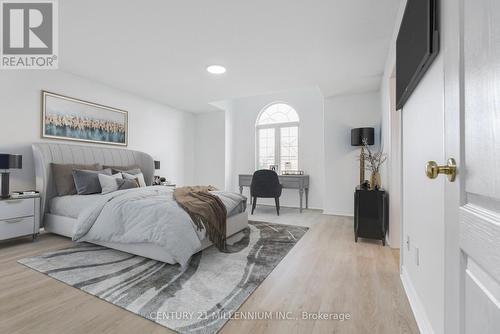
[251,197,257,214]
[275,197,280,216]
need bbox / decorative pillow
[111,167,141,174]
[98,173,138,194]
[119,179,140,190]
[51,163,101,196]
[98,173,123,194]
[122,170,146,187]
[103,165,140,174]
[72,169,112,195]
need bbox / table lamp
[351,128,374,186]
[154,160,161,185]
[0,154,23,198]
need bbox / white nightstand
[0,196,40,241]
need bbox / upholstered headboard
[32,142,154,225]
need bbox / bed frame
[32,142,248,263]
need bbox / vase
[370,171,381,190]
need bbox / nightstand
[354,187,388,245]
[0,196,40,241]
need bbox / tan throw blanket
[173,186,227,251]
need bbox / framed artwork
[41,91,128,146]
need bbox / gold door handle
[426,158,457,182]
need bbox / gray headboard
[32,142,154,225]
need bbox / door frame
[443,0,464,333]
[385,65,403,252]
[386,70,403,250]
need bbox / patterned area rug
[18,221,307,334]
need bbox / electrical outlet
[415,247,420,266]
[406,235,410,251]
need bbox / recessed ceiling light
[207,65,226,74]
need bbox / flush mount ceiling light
[206,65,226,74]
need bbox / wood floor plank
[0,207,419,334]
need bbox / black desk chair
[250,170,283,215]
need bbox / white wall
[224,87,325,209]
[402,55,445,334]
[323,92,381,216]
[224,100,235,192]
[0,71,195,192]
[379,62,401,249]
[379,1,404,250]
[380,0,447,332]
[387,75,402,249]
[194,111,225,189]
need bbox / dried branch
[361,138,387,172]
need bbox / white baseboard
[400,266,435,334]
[322,210,354,217]
[386,236,400,249]
[385,234,393,248]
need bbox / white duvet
[73,187,246,266]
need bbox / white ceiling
[59,0,401,112]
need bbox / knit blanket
[174,186,227,251]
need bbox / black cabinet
[354,187,388,245]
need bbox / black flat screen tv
[396,0,439,110]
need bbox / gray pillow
[103,165,140,174]
[98,173,123,194]
[119,179,139,190]
[111,167,141,175]
[72,169,112,195]
[99,173,139,194]
[51,163,101,196]
[122,171,146,187]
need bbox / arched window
[256,103,299,172]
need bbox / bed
[32,143,248,264]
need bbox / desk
[238,174,310,213]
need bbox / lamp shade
[0,154,9,169]
[154,160,161,170]
[0,154,22,169]
[351,128,375,146]
[9,155,22,169]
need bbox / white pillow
[123,172,146,187]
[98,173,123,194]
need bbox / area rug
[18,221,307,334]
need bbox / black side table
[354,187,388,245]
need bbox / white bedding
[50,186,247,219]
[50,193,109,219]
[54,186,247,266]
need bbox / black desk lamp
[351,128,374,185]
[0,154,23,198]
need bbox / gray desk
[238,174,310,213]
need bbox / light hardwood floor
[0,206,419,334]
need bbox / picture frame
[41,91,128,146]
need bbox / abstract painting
[42,91,128,146]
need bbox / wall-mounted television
[396,0,439,110]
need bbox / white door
[461,0,500,332]
[443,0,500,333]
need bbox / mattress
[50,193,107,218]
[44,211,249,264]
[49,187,247,219]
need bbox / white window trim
[256,121,299,173]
